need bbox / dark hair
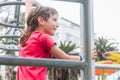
[20,6,58,46]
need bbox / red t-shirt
[16,31,56,80]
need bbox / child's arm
[50,45,80,60]
[25,0,35,28]
[50,45,97,60]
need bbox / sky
[36,0,120,43]
[93,0,120,42]
[0,0,120,43]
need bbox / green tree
[95,36,119,61]
[59,41,79,54]
[48,40,80,80]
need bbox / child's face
[43,14,59,36]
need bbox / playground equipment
[95,61,118,76]
[0,0,95,80]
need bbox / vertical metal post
[52,68,54,80]
[14,0,21,27]
[80,0,95,80]
[80,3,85,80]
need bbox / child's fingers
[92,47,97,59]
[92,52,97,59]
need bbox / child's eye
[53,18,58,21]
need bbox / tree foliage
[59,40,79,54]
[95,36,119,61]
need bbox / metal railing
[95,64,120,80]
[0,0,94,80]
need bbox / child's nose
[56,25,59,28]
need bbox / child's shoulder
[32,31,51,39]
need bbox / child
[16,0,97,80]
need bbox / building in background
[54,17,81,54]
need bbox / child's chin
[51,34,55,36]
[49,33,55,36]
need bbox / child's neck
[35,28,44,33]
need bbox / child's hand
[91,47,97,60]
[25,0,35,6]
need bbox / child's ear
[37,16,45,25]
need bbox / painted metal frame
[0,0,94,80]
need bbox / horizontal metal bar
[0,47,19,51]
[0,1,41,6]
[0,0,82,7]
[0,45,19,51]
[0,35,20,38]
[54,0,83,3]
[95,64,120,69]
[1,56,120,70]
[0,22,24,28]
[0,1,24,6]
[0,55,86,70]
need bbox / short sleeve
[39,34,56,52]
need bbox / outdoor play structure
[1,0,120,80]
